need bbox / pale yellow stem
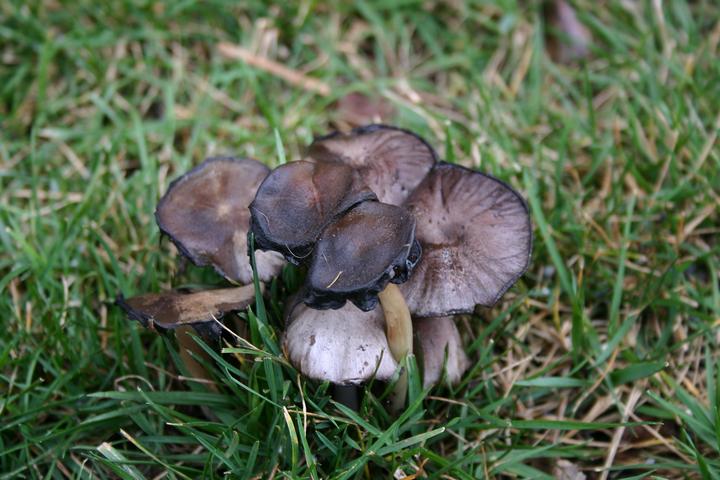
[378,283,413,412]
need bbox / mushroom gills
[401,162,532,318]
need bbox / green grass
[2,0,720,478]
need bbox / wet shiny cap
[400,162,532,317]
[304,201,421,312]
[155,157,285,284]
[249,160,376,264]
[307,124,437,206]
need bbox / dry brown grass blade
[217,42,331,96]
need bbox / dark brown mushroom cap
[283,302,399,385]
[400,162,532,317]
[116,284,257,340]
[155,157,285,284]
[307,124,437,206]
[249,160,377,264]
[414,316,470,388]
[304,201,421,312]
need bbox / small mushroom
[116,284,260,388]
[283,301,398,385]
[156,156,285,283]
[249,160,376,264]
[284,282,413,411]
[544,0,591,64]
[400,162,532,387]
[116,284,259,337]
[335,93,396,128]
[121,157,286,386]
[400,162,532,318]
[304,201,421,312]
[307,124,437,206]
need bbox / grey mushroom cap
[283,302,399,385]
[414,316,470,388]
[307,124,437,206]
[400,162,532,318]
[155,157,285,284]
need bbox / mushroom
[400,162,532,317]
[304,200,421,311]
[248,127,437,411]
[116,284,260,387]
[119,156,285,384]
[400,162,532,387]
[283,301,398,385]
[306,124,437,206]
[156,156,284,283]
[249,159,376,264]
[283,301,401,410]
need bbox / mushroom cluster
[118,125,532,411]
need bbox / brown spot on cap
[155,157,285,284]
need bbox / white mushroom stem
[378,283,413,412]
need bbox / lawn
[2,1,719,478]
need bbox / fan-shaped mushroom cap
[155,157,285,284]
[307,124,437,206]
[400,162,532,318]
[249,160,376,264]
[414,316,470,388]
[283,302,399,385]
[304,201,421,312]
